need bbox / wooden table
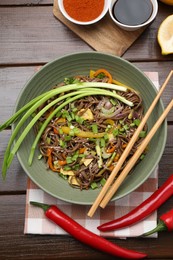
[0,1,173,259]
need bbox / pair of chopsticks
[88,70,173,218]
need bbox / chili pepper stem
[142,220,167,236]
[30,201,50,212]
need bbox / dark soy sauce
[112,0,153,26]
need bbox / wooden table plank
[0,4,173,65]
[0,0,53,5]
[0,194,173,259]
[0,6,91,65]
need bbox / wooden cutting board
[53,0,146,56]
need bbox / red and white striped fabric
[24,72,159,238]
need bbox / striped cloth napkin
[24,72,159,238]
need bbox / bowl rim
[14,51,167,204]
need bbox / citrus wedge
[157,14,173,55]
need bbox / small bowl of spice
[109,0,158,31]
[58,0,110,25]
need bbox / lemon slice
[157,14,173,55]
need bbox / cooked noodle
[35,71,147,190]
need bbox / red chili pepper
[142,208,173,236]
[98,174,173,232]
[30,201,147,259]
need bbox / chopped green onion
[110,98,117,105]
[123,124,129,130]
[78,154,86,158]
[69,127,80,136]
[91,124,98,134]
[62,111,72,122]
[90,182,98,189]
[104,133,109,140]
[59,173,68,180]
[64,77,77,85]
[128,110,133,119]
[63,165,72,171]
[140,154,145,160]
[100,178,106,186]
[96,72,105,79]
[72,107,78,113]
[96,139,103,168]
[46,137,51,144]
[139,131,147,138]
[75,115,84,124]
[113,129,119,136]
[66,157,73,164]
[72,164,80,170]
[119,127,125,132]
[100,138,106,147]
[59,140,66,148]
[70,112,75,120]
[64,135,72,141]
[134,119,141,126]
[56,111,61,118]
[105,125,112,132]
[72,153,79,161]
[59,128,63,135]
[38,154,43,160]
[1,82,132,179]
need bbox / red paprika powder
[63,0,105,22]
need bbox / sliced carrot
[109,165,114,171]
[53,127,59,134]
[106,145,116,153]
[122,143,127,149]
[94,69,113,83]
[58,160,67,166]
[114,153,120,162]
[79,147,86,154]
[47,148,59,172]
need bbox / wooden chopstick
[87,70,173,217]
[100,98,173,208]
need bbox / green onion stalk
[0,82,128,132]
[28,87,132,165]
[0,82,133,179]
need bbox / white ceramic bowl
[109,0,158,31]
[58,0,110,25]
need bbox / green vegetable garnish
[134,119,141,126]
[91,124,98,134]
[90,182,98,189]
[100,178,107,186]
[0,82,132,179]
[139,131,147,138]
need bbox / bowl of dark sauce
[109,0,158,31]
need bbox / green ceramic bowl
[14,52,167,205]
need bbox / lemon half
[157,15,173,55]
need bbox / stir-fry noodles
[35,69,147,190]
